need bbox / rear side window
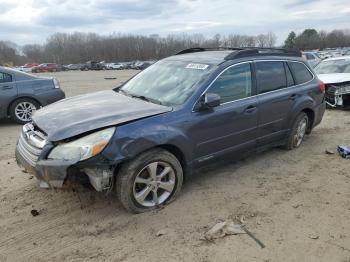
[0,72,12,83]
[288,62,313,85]
[207,63,252,104]
[256,61,286,94]
[305,53,314,60]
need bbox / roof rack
[175,47,301,59]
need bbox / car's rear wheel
[285,112,308,150]
[116,148,183,213]
[10,98,40,124]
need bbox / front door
[190,62,259,163]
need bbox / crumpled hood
[32,90,172,141]
[318,73,350,84]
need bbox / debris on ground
[325,149,335,155]
[309,235,319,240]
[204,220,245,240]
[30,209,39,217]
[338,146,350,159]
[292,203,303,208]
[156,229,168,237]
[240,225,266,248]
[29,176,34,180]
[104,77,117,80]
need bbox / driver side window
[207,63,252,104]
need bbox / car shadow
[0,119,20,127]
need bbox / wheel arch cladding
[301,108,315,133]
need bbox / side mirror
[203,93,221,108]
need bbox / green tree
[284,31,296,49]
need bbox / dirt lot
[0,70,349,262]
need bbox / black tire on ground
[284,112,309,150]
[116,148,183,213]
[9,98,40,124]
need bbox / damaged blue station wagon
[16,48,326,213]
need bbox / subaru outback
[15,48,326,213]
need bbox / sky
[0,0,349,45]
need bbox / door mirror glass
[204,93,221,108]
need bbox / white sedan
[107,63,124,70]
[315,56,350,108]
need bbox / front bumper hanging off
[15,123,115,191]
[326,84,350,107]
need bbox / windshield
[118,60,215,106]
[315,59,350,74]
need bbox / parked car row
[302,47,350,68]
[16,60,155,73]
[105,61,155,70]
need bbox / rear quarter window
[288,62,313,85]
[256,61,286,94]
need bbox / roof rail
[225,48,301,60]
[175,47,242,55]
[175,47,301,59]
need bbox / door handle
[2,85,12,89]
[289,94,297,100]
[244,105,257,114]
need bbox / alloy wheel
[294,117,307,147]
[133,161,176,207]
[15,102,37,122]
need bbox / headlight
[48,127,115,161]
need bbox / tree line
[284,29,350,50]
[0,28,349,66]
[1,32,276,65]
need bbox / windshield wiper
[117,89,164,105]
[130,94,164,105]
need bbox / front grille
[16,123,47,167]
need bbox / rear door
[0,71,17,118]
[255,60,296,147]
[190,62,259,162]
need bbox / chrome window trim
[192,59,315,112]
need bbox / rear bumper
[41,89,66,106]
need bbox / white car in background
[107,63,124,70]
[315,56,350,108]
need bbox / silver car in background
[0,67,65,124]
[302,51,322,68]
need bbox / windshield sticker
[186,63,209,70]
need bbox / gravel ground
[0,70,349,262]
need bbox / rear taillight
[319,81,326,93]
[53,78,60,89]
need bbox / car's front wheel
[116,148,183,213]
[285,112,309,150]
[10,98,40,124]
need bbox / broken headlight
[48,127,115,161]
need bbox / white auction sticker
[185,63,209,70]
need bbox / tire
[116,148,183,213]
[9,98,40,124]
[285,112,309,150]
